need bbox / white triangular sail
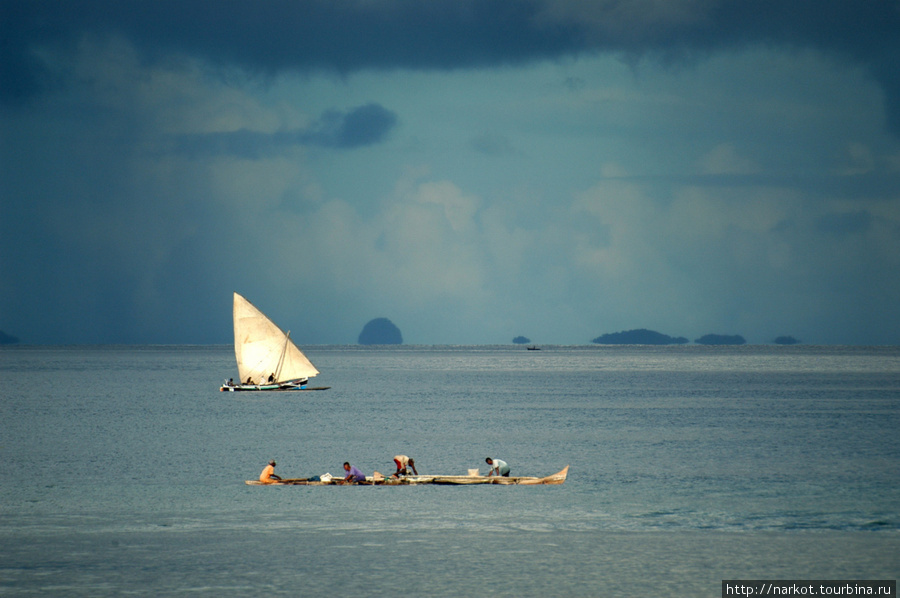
[232,292,319,384]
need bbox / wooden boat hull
[246,466,569,486]
[221,385,330,392]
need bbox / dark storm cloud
[3,1,899,130]
[317,103,399,148]
[174,103,397,158]
[0,0,581,104]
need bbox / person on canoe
[485,457,510,477]
[342,462,366,483]
[392,455,418,477]
[259,460,282,484]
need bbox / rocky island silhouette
[592,329,689,345]
[358,318,403,345]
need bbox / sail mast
[274,331,291,382]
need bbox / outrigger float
[246,466,569,486]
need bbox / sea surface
[1,344,898,596]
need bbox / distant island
[695,334,746,345]
[773,336,800,345]
[512,336,531,344]
[0,330,19,344]
[358,318,403,345]
[592,329,689,345]
[590,329,759,345]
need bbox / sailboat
[220,293,328,392]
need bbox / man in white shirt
[485,457,510,477]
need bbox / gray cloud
[174,103,397,158]
[470,132,517,156]
[816,210,874,236]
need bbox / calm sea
[1,345,898,596]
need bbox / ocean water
[1,344,898,596]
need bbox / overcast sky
[2,0,900,345]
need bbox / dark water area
[1,345,898,596]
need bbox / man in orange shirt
[259,460,283,484]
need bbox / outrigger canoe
[246,466,569,486]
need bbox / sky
[2,0,900,345]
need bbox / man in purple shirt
[342,462,366,483]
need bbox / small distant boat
[246,466,569,486]
[527,346,541,351]
[220,292,329,392]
